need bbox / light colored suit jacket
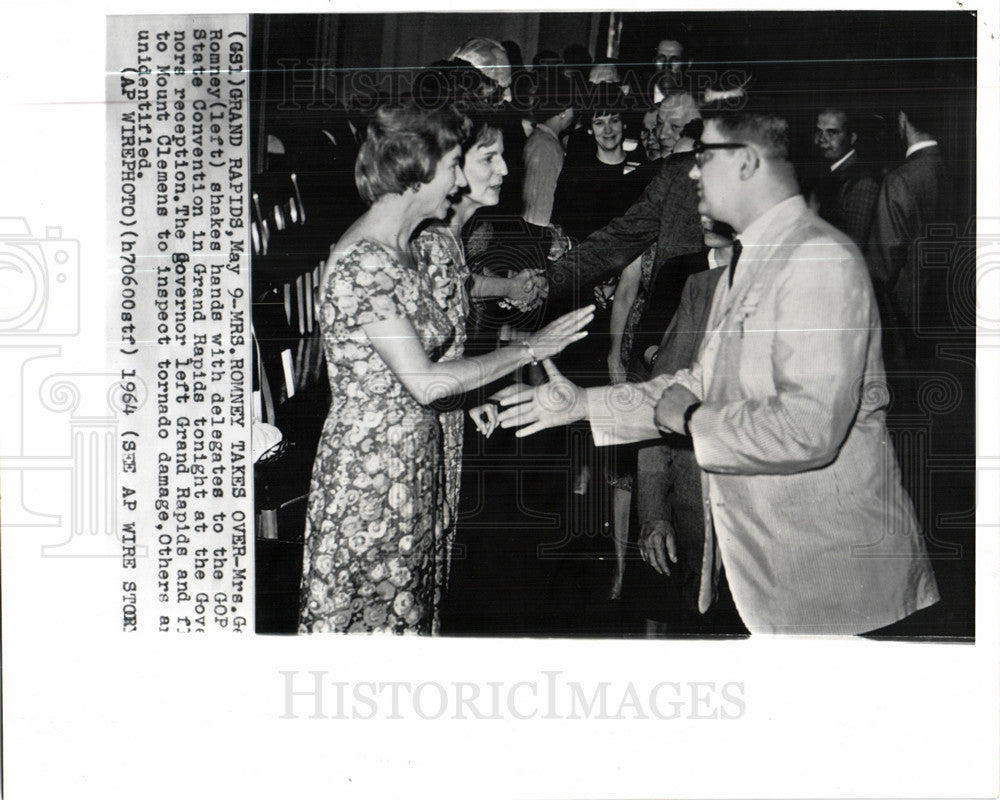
[586,196,940,634]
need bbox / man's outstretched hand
[496,360,587,437]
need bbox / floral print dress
[299,239,455,634]
[411,225,470,586]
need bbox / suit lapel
[697,205,810,396]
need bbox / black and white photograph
[0,2,997,799]
[249,10,976,640]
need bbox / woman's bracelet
[522,341,538,364]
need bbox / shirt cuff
[587,383,661,447]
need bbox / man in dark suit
[544,150,703,307]
[867,105,947,368]
[811,107,881,246]
[633,217,743,635]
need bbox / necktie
[728,239,743,287]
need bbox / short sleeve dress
[299,239,455,634]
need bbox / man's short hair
[355,103,471,206]
[680,118,704,141]
[817,106,856,137]
[899,102,937,137]
[708,111,791,161]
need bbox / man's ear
[849,132,858,148]
[738,147,760,180]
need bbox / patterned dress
[299,239,455,634]
[410,225,470,585]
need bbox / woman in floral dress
[299,103,592,634]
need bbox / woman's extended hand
[468,402,499,437]
[523,305,594,361]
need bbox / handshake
[498,268,549,312]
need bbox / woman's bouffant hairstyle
[355,103,472,206]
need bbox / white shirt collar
[906,139,939,159]
[709,247,730,270]
[829,149,856,172]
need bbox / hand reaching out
[468,403,499,438]
[522,305,594,362]
[497,359,588,437]
[468,383,534,438]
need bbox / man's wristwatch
[682,401,701,436]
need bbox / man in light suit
[498,111,939,635]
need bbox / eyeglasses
[691,140,749,166]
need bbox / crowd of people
[283,32,957,636]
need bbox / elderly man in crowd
[499,110,939,635]
[451,36,513,103]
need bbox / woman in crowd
[554,84,642,244]
[422,109,591,634]
[299,102,593,634]
[409,61,546,589]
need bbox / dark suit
[546,151,703,305]
[635,267,725,627]
[866,144,946,364]
[814,151,881,246]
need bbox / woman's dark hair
[585,81,628,125]
[355,103,471,206]
[412,59,504,152]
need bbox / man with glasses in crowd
[499,110,939,635]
